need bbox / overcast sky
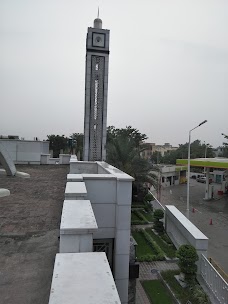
[1,0,227,147]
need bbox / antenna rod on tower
[98,7,99,18]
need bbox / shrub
[131,220,148,225]
[154,221,164,233]
[137,254,164,262]
[154,209,164,221]
[192,286,210,304]
[153,209,164,233]
[144,201,153,213]
[141,229,165,259]
[144,193,154,202]
[176,244,199,284]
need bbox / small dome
[93,18,102,29]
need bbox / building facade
[141,142,178,159]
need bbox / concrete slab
[67,174,83,182]
[15,171,30,178]
[48,252,121,304]
[60,200,97,234]
[64,182,87,200]
[0,188,10,197]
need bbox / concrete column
[114,180,132,304]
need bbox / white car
[196,177,206,183]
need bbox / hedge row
[131,205,145,209]
[136,229,165,262]
[134,210,149,223]
[131,220,148,225]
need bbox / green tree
[162,140,214,165]
[70,133,84,160]
[221,134,228,157]
[150,151,163,164]
[106,126,158,201]
[107,126,147,148]
[176,244,199,284]
[47,135,68,157]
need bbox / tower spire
[93,8,102,29]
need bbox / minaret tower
[83,13,110,161]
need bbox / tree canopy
[154,140,214,165]
[106,126,158,197]
[70,133,84,160]
[107,126,147,148]
[47,134,68,157]
[221,134,228,157]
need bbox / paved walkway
[135,261,179,304]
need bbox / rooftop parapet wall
[70,160,98,174]
[48,253,121,304]
[165,205,208,273]
[64,182,87,200]
[60,200,98,253]
[0,139,49,164]
[67,159,134,303]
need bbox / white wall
[0,140,49,164]
[165,205,208,272]
[66,159,134,304]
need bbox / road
[160,180,228,274]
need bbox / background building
[141,142,178,160]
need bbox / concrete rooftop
[0,165,68,304]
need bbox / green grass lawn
[161,270,201,304]
[131,212,141,221]
[160,233,173,245]
[141,211,154,222]
[142,280,175,304]
[145,229,177,258]
[132,201,145,207]
[132,231,157,257]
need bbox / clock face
[92,33,105,48]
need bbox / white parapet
[48,252,121,304]
[60,200,98,253]
[165,205,208,272]
[64,182,87,200]
[67,174,83,182]
[63,161,134,304]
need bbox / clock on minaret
[92,33,105,47]
[83,16,110,161]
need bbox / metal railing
[200,254,228,304]
[149,190,165,211]
[208,257,228,283]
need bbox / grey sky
[1,0,227,147]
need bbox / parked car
[196,177,206,183]
[196,177,212,183]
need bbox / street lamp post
[186,120,207,219]
[203,142,209,174]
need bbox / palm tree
[106,135,158,200]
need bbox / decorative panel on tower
[83,18,110,161]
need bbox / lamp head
[198,120,207,126]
